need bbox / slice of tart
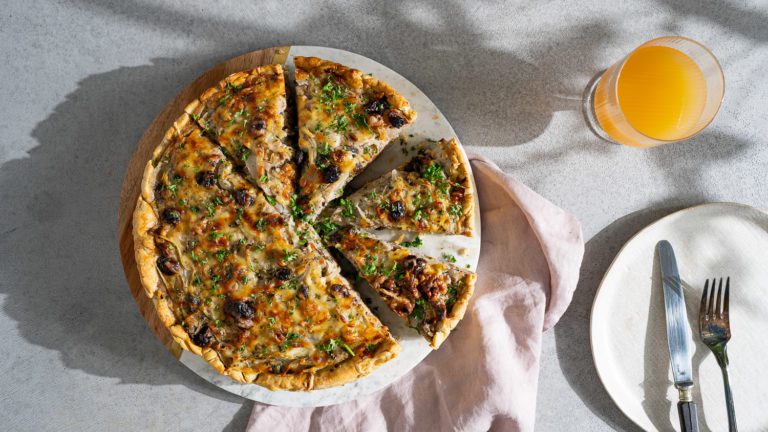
[294,56,416,219]
[185,64,297,210]
[327,227,476,348]
[320,138,473,236]
[133,114,398,390]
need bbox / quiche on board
[320,138,474,236]
[133,55,476,392]
[293,56,417,219]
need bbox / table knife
[658,240,699,432]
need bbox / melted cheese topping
[294,57,416,218]
[150,123,389,375]
[320,139,472,235]
[329,227,474,341]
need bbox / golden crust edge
[439,138,475,237]
[431,272,477,349]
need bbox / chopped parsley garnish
[289,194,305,220]
[297,230,308,247]
[236,144,251,162]
[340,342,355,356]
[214,249,229,262]
[413,209,424,221]
[218,93,231,106]
[265,195,277,206]
[255,218,266,231]
[190,205,200,213]
[258,174,268,183]
[318,141,331,156]
[339,198,355,218]
[225,82,241,93]
[318,338,339,356]
[446,284,460,310]
[401,236,422,248]
[353,113,374,134]
[279,332,301,351]
[267,317,276,327]
[362,260,377,276]
[410,298,426,322]
[320,80,346,105]
[449,203,463,217]
[330,114,349,133]
[314,219,339,238]
[192,275,202,286]
[367,191,377,200]
[208,230,225,241]
[190,251,208,265]
[166,175,183,196]
[421,162,446,184]
[442,253,457,263]
[284,249,299,263]
[344,102,356,114]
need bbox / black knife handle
[678,401,699,432]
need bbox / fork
[699,277,737,432]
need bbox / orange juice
[594,45,709,146]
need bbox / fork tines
[701,277,730,319]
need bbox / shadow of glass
[552,204,712,431]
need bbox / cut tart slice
[133,114,398,390]
[294,56,416,219]
[185,64,297,210]
[327,227,476,348]
[320,138,474,236]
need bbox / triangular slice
[321,138,474,236]
[133,115,398,390]
[185,64,297,210]
[327,227,476,348]
[294,56,416,219]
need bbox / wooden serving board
[116,46,290,358]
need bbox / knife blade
[657,240,699,432]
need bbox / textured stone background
[1,1,766,430]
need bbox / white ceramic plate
[179,46,482,407]
[591,203,768,431]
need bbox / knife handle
[678,401,699,432]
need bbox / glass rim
[611,35,725,144]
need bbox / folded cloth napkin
[247,153,584,432]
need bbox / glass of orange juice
[584,36,724,147]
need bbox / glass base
[582,70,619,145]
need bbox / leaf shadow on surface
[0,56,254,404]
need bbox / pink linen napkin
[247,153,584,432]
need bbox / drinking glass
[584,36,724,147]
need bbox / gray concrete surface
[1,1,766,431]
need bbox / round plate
[591,202,768,431]
[116,46,481,407]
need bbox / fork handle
[677,401,699,432]
[720,366,738,432]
